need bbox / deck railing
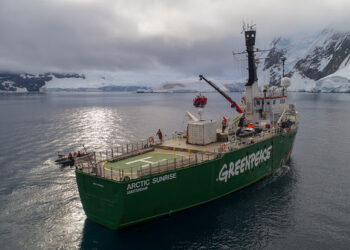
[75,124,297,181]
[75,146,218,182]
[92,139,161,162]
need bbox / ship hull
[76,130,297,230]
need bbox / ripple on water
[1,92,350,249]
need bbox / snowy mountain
[1,70,241,93]
[0,72,85,92]
[0,72,86,92]
[3,28,350,93]
[0,71,149,92]
[261,29,350,92]
[42,71,133,89]
[151,78,244,93]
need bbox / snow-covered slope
[261,29,350,92]
[152,78,244,93]
[0,72,52,92]
[1,71,151,92]
[258,33,317,87]
[0,72,85,92]
[3,28,350,93]
[43,72,124,89]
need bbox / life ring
[148,136,155,144]
[220,143,226,152]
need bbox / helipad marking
[103,151,190,173]
[141,159,167,167]
[126,157,152,165]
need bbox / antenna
[241,22,256,33]
[280,56,286,77]
[241,21,245,34]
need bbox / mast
[241,24,259,121]
[245,28,257,86]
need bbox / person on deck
[156,129,163,142]
[222,117,227,133]
[68,152,73,159]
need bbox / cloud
[0,0,350,84]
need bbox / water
[0,92,349,249]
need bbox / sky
[1,0,350,85]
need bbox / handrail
[75,149,218,182]
[75,116,297,181]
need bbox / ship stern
[75,171,123,230]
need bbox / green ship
[74,25,298,230]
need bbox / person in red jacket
[222,117,227,133]
[156,129,163,142]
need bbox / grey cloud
[0,0,350,83]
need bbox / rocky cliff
[0,73,84,92]
[261,29,350,92]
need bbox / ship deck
[160,138,224,153]
[75,127,297,181]
[104,149,189,173]
[79,145,217,180]
[159,130,277,153]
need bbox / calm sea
[0,92,349,249]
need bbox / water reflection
[64,107,133,151]
[5,92,348,249]
[80,161,298,249]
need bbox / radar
[281,77,291,88]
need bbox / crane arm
[199,75,243,114]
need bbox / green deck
[104,151,187,172]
